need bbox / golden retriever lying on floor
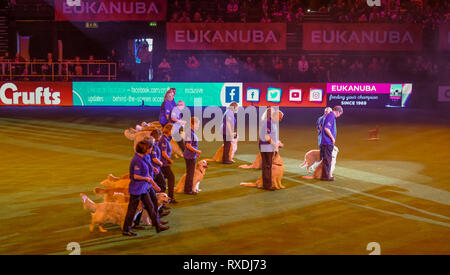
[240,152,285,190]
[80,192,169,232]
[124,121,184,158]
[301,146,339,179]
[174,160,208,194]
[238,153,262,169]
[205,135,238,162]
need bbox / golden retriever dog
[240,152,285,190]
[174,160,208,194]
[80,193,131,232]
[299,149,321,173]
[238,153,262,169]
[94,187,129,202]
[124,121,184,158]
[205,134,238,163]
[101,177,130,189]
[140,192,170,226]
[302,146,339,179]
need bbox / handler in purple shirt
[122,140,168,236]
[183,117,201,194]
[159,88,176,126]
[320,105,343,181]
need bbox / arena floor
[0,107,449,255]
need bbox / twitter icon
[267,87,282,103]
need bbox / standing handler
[317,107,332,147]
[159,88,176,127]
[122,140,168,236]
[221,102,238,164]
[320,105,343,181]
[259,108,284,191]
[184,117,202,195]
[150,129,167,192]
[170,100,187,152]
[160,123,178,203]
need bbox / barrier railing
[0,61,117,81]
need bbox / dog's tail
[299,160,307,168]
[238,164,255,169]
[80,193,96,212]
[124,129,136,140]
[240,182,258,187]
[203,158,216,162]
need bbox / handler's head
[191,117,200,130]
[177,100,185,110]
[151,129,162,140]
[333,105,344,117]
[228,101,239,113]
[162,123,173,135]
[135,139,153,155]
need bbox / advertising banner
[326,83,412,108]
[438,86,450,102]
[54,0,167,22]
[0,81,73,106]
[72,82,242,107]
[303,23,422,51]
[243,83,327,107]
[438,24,450,51]
[166,23,286,50]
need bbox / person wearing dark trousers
[122,140,169,236]
[317,107,332,147]
[159,88,176,127]
[320,105,343,181]
[184,117,201,195]
[221,102,238,164]
[170,100,187,152]
[259,108,284,191]
[150,129,167,192]
[160,123,177,203]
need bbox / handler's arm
[162,151,173,164]
[186,143,201,155]
[324,128,335,144]
[227,121,233,137]
[152,157,163,166]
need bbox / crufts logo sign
[366,0,381,7]
[66,0,81,7]
[0,82,62,105]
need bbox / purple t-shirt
[184,129,199,159]
[129,153,149,195]
[159,135,172,167]
[320,112,336,146]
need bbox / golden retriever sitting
[238,153,262,169]
[302,146,339,179]
[240,152,285,190]
[205,134,238,163]
[174,160,208,194]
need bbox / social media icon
[267,87,282,103]
[309,88,323,102]
[225,86,240,103]
[289,89,302,102]
[246,88,260,102]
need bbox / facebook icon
[225,86,240,103]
